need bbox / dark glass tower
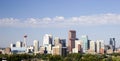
[109,38,115,51]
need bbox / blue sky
[0,0,120,47]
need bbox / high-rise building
[54,37,60,46]
[109,38,115,51]
[68,30,76,53]
[54,37,66,47]
[23,35,27,48]
[43,34,53,54]
[100,40,105,54]
[10,44,16,48]
[72,40,82,53]
[90,40,95,53]
[60,39,66,47]
[33,40,39,54]
[26,46,34,53]
[53,37,67,56]
[52,43,67,56]
[96,40,101,53]
[43,34,53,46]
[81,35,89,53]
[16,41,23,47]
[52,44,62,55]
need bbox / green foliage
[64,57,72,61]
[1,53,120,61]
[49,55,62,61]
[67,53,82,61]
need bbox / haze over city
[0,0,120,48]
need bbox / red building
[68,30,76,53]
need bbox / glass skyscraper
[81,35,89,53]
[109,38,116,51]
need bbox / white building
[16,41,23,47]
[100,40,105,54]
[45,44,52,54]
[72,40,82,53]
[54,37,60,46]
[96,40,101,53]
[90,40,96,53]
[43,34,53,54]
[26,46,34,53]
[100,40,104,50]
[43,34,53,46]
[33,40,39,54]
[10,43,16,48]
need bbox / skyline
[0,0,120,47]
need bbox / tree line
[0,53,120,61]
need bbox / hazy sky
[0,0,120,47]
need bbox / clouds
[0,13,120,28]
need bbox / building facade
[33,40,39,54]
[109,38,116,51]
[90,40,96,53]
[16,41,23,47]
[43,34,53,46]
[81,35,89,53]
[68,30,76,53]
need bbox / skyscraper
[16,41,23,47]
[81,35,89,53]
[43,34,53,54]
[109,38,116,51]
[54,37,60,46]
[96,40,101,53]
[72,40,82,53]
[43,34,53,46]
[60,39,66,47]
[90,40,96,53]
[68,30,76,53]
[100,40,105,54]
[33,40,39,54]
[54,37,66,47]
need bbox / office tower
[23,35,27,48]
[72,40,82,53]
[52,43,67,56]
[60,39,66,47]
[68,30,76,53]
[100,40,105,54]
[10,44,16,48]
[96,40,101,53]
[43,34,53,54]
[88,40,90,50]
[90,40,95,53]
[52,44,62,55]
[81,35,89,53]
[53,37,67,56]
[45,44,52,54]
[16,41,23,47]
[26,46,34,53]
[109,38,115,51]
[54,37,60,46]
[33,40,39,53]
[43,34,53,46]
[54,37,66,47]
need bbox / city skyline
[0,0,120,47]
